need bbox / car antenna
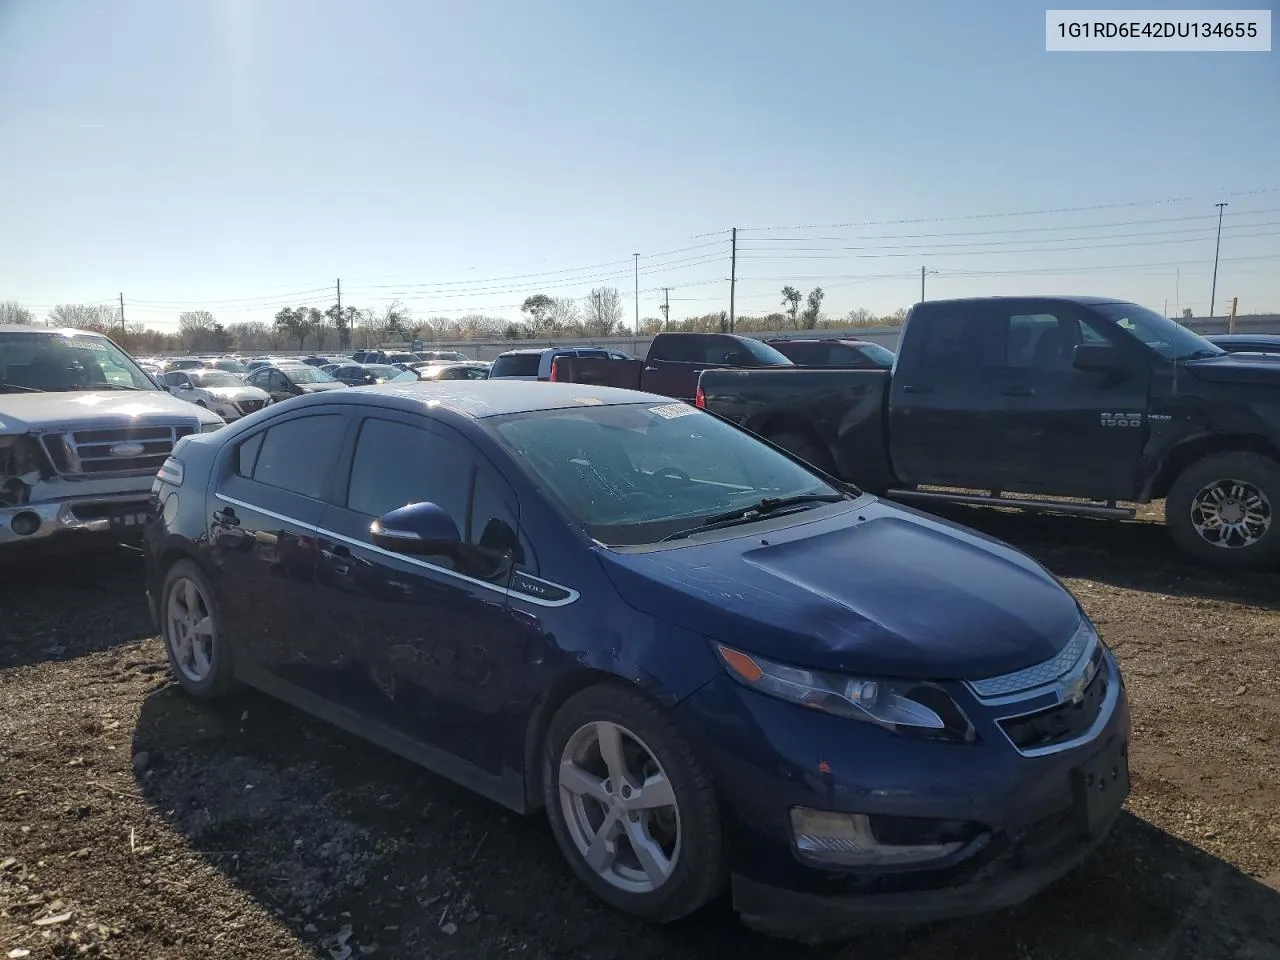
[1171,306,1181,396]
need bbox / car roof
[769,337,878,346]
[290,380,672,420]
[495,346,602,356]
[0,325,112,336]
[916,295,1135,307]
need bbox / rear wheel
[160,560,236,698]
[1166,451,1280,567]
[542,685,724,923]
[766,430,835,474]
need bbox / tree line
[0,281,909,356]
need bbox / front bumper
[732,807,1120,940]
[0,495,151,547]
[677,657,1131,942]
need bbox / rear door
[987,301,1151,499]
[887,302,1001,487]
[209,406,351,687]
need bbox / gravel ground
[1,507,1278,960]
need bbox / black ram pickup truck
[696,295,1280,567]
[549,332,793,402]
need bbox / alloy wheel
[557,720,682,894]
[1190,478,1272,548]
[165,577,216,682]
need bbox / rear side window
[912,309,985,368]
[245,414,346,499]
[490,353,540,377]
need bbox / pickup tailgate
[551,356,644,389]
[697,367,895,490]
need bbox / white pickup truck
[0,326,226,551]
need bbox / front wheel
[542,685,725,923]
[1166,451,1280,567]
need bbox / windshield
[364,364,402,379]
[738,338,794,366]
[1092,302,1224,361]
[284,365,337,384]
[485,402,841,545]
[0,331,159,392]
[213,359,246,373]
[190,370,245,388]
[858,343,896,367]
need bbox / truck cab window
[915,312,984,368]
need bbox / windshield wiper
[74,383,145,391]
[659,493,846,542]
[0,383,46,393]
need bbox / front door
[312,411,534,776]
[986,302,1152,500]
[208,407,351,685]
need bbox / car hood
[205,385,270,401]
[0,391,221,433]
[1185,353,1280,386]
[297,381,346,392]
[598,499,1080,681]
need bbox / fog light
[789,808,976,867]
[10,511,41,537]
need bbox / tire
[1166,451,1280,568]
[159,559,237,698]
[542,684,725,923]
[766,430,836,475]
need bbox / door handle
[1000,386,1036,397]
[212,506,240,527]
[901,385,934,394]
[643,367,659,374]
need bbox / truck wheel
[1166,452,1280,567]
[767,430,835,475]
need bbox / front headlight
[713,644,973,741]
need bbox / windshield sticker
[649,403,696,420]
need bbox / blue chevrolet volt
[143,380,1130,941]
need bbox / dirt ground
[1,506,1278,960]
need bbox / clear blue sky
[1,0,1276,330]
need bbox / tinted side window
[1005,314,1068,369]
[346,419,471,528]
[913,310,985,368]
[237,432,265,477]
[251,414,346,498]
[490,354,540,378]
[269,371,290,390]
[777,342,823,365]
[471,468,534,572]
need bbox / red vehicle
[765,337,895,369]
[549,332,793,402]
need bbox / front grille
[237,398,266,414]
[998,658,1109,752]
[42,423,195,476]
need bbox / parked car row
[143,377,1131,942]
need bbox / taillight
[695,384,706,408]
[549,357,560,381]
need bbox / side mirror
[1073,343,1122,372]
[179,382,193,391]
[371,502,461,556]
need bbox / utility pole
[728,227,737,333]
[1163,299,1168,318]
[1176,267,1181,317]
[336,278,343,349]
[921,266,926,302]
[119,292,126,337]
[1229,296,1239,334]
[659,287,672,330]
[1210,201,1227,317]
[633,253,640,333]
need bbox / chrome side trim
[214,493,579,608]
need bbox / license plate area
[1072,738,1130,836]
[109,507,150,529]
